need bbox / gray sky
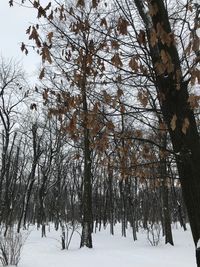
[0,1,39,82]
[1,1,199,86]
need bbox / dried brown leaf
[150,29,158,47]
[111,53,123,68]
[149,3,158,16]
[182,117,190,134]
[92,0,99,8]
[39,68,45,80]
[137,30,146,46]
[100,17,108,28]
[192,36,200,53]
[188,94,200,109]
[47,32,53,43]
[41,46,52,64]
[111,40,120,50]
[76,0,85,7]
[117,17,129,35]
[117,88,124,98]
[137,90,148,107]
[129,57,139,72]
[170,114,177,131]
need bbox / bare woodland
[0,0,200,266]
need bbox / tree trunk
[80,62,93,248]
[162,182,174,245]
[160,134,173,245]
[80,130,93,247]
[80,124,93,248]
[108,161,114,235]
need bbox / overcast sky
[1,1,200,86]
[0,1,39,82]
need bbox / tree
[0,58,28,230]
[124,0,200,264]
[19,0,114,248]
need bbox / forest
[0,0,200,266]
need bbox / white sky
[0,1,40,82]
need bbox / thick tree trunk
[134,0,200,264]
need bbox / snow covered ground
[18,224,196,267]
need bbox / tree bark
[80,53,93,248]
[80,114,93,248]
[80,125,93,248]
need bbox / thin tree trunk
[80,124,93,248]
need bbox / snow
[16,224,196,267]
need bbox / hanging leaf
[69,7,74,14]
[92,0,99,8]
[69,114,77,132]
[33,1,39,8]
[137,90,148,107]
[43,89,48,100]
[192,36,200,53]
[26,26,31,34]
[117,17,129,35]
[117,88,124,98]
[9,0,13,6]
[155,62,165,75]
[41,46,52,64]
[150,29,158,47]
[39,68,45,79]
[48,10,54,20]
[187,4,193,12]
[137,30,146,46]
[76,0,85,7]
[160,50,174,73]
[188,94,200,109]
[30,103,37,110]
[185,41,192,55]
[160,49,169,64]
[129,57,139,72]
[29,26,41,47]
[159,121,167,134]
[111,40,120,50]
[111,53,123,68]
[134,129,143,138]
[149,3,158,16]
[182,117,190,134]
[156,23,173,46]
[100,17,108,29]
[170,114,177,131]
[37,6,46,18]
[47,32,53,43]
[21,42,28,55]
[106,121,115,131]
[190,69,200,85]
[120,104,126,113]
[44,2,51,11]
[103,91,112,104]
